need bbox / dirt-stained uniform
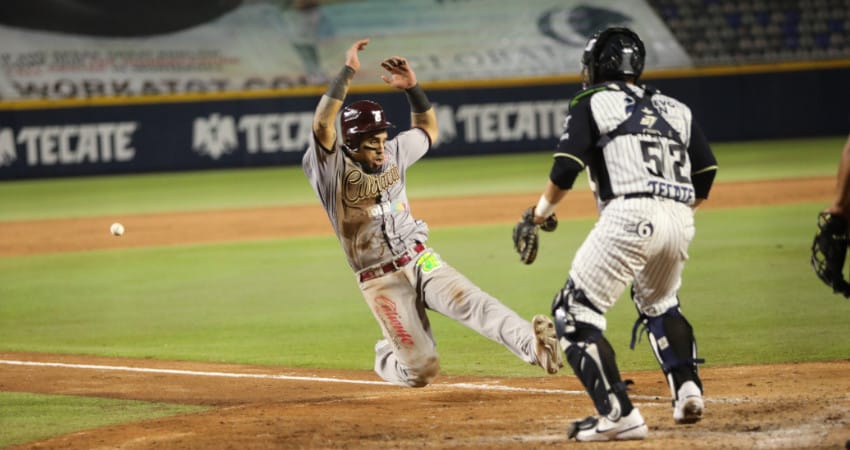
[302,39,561,387]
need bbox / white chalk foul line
[0,359,586,395]
[1,359,385,385]
[0,359,737,403]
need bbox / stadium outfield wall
[1,62,849,180]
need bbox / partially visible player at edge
[302,38,563,388]
[518,27,718,441]
[810,132,850,297]
[824,133,850,220]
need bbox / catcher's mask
[341,100,393,151]
[581,27,646,87]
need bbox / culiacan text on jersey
[344,165,401,203]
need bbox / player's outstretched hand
[346,39,369,72]
[381,56,417,90]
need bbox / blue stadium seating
[647,0,850,65]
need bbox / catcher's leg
[552,284,647,441]
[631,302,704,423]
[628,203,703,422]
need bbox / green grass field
[0,392,206,448]
[0,136,842,221]
[1,135,849,447]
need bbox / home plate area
[1,353,848,449]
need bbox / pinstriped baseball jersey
[302,128,430,271]
[549,81,717,323]
[556,82,715,207]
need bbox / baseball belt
[623,192,655,200]
[358,242,426,282]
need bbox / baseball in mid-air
[110,222,125,236]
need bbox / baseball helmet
[341,100,393,150]
[581,27,646,86]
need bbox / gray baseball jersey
[302,128,429,271]
[302,128,543,387]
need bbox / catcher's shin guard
[563,325,634,419]
[552,287,633,419]
[630,306,704,397]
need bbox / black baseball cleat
[567,408,648,441]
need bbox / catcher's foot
[673,380,704,424]
[567,408,648,441]
[532,315,563,374]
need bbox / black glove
[512,206,558,265]
[811,212,850,297]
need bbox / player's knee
[405,355,440,388]
[551,279,607,340]
[633,291,680,318]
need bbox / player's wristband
[326,65,355,100]
[405,84,431,113]
[534,194,556,219]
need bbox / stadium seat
[646,0,850,65]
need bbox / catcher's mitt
[512,206,558,265]
[811,212,850,297]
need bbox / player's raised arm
[313,39,369,151]
[380,56,438,144]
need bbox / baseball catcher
[510,27,719,441]
[513,206,557,264]
[811,212,850,297]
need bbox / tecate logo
[0,122,138,167]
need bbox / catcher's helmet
[341,100,393,150]
[581,27,645,86]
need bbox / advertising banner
[4,65,850,180]
[0,81,580,179]
[0,0,689,100]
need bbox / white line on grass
[0,359,587,394]
[0,359,737,403]
[0,359,387,385]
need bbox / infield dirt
[1,176,848,449]
[0,176,836,256]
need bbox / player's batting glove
[811,212,850,298]
[513,206,556,265]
